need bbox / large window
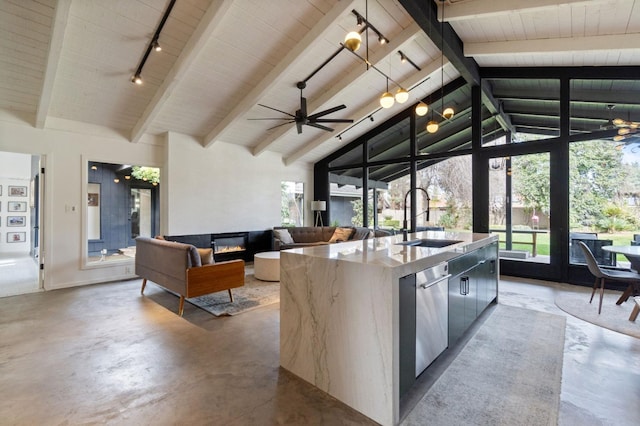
[569,140,640,267]
[281,181,304,226]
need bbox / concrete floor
[0,276,639,425]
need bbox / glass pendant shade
[344,31,362,51]
[426,120,439,133]
[380,92,395,108]
[415,102,428,116]
[442,107,455,120]
[395,88,409,104]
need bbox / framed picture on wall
[8,186,27,197]
[7,216,25,227]
[8,201,27,212]
[7,232,26,243]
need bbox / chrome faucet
[403,187,430,241]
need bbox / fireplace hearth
[164,230,273,263]
[212,232,248,262]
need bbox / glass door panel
[130,188,152,239]
[489,153,550,264]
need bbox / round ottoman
[254,251,280,281]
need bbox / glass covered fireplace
[212,232,248,262]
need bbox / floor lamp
[311,200,326,227]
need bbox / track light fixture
[130,0,175,85]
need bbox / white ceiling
[1,0,639,165]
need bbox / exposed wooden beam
[130,0,234,143]
[466,34,640,57]
[203,0,357,149]
[283,57,445,166]
[400,0,514,134]
[441,0,598,22]
[251,20,422,157]
[35,0,71,129]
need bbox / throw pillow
[329,227,354,243]
[274,229,294,244]
[197,248,214,265]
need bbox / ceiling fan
[249,82,354,134]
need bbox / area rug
[187,274,279,316]
[402,304,565,426]
[555,290,640,339]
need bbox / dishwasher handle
[460,276,470,295]
[418,274,452,289]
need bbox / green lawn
[489,230,636,261]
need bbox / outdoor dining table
[601,245,640,305]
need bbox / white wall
[0,117,311,290]
[166,132,313,235]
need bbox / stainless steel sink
[396,239,463,248]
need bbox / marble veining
[279,232,497,426]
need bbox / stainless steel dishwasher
[415,262,451,377]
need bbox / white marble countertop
[282,231,498,270]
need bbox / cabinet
[448,242,498,346]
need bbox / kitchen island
[279,230,498,426]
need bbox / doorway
[0,151,44,297]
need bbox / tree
[569,141,625,228]
[512,153,550,221]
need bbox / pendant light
[380,77,394,109]
[344,31,362,51]
[395,87,409,104]
[415,102,429,116]
[426,118,439,133]
[439,0,454,121]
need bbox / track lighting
[395,88,409,104]
[378,35,387,45]
[399,51,407,63]
[130,0,175,85]
[357,15,363,26]
[415,102,429,116]
[344,31,362,51]
[338,135,342,140]
[370,115,374,122]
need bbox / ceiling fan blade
[247,118,294,120]
[313,118,354,123]
[300,96,307,117]
[306,122,334,132]
[257,104,296,118]
[267,121,295,131]
[307,104,346,120]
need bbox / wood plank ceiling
[1,0,640,165]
